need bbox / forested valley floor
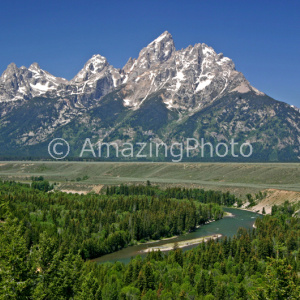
[0,180,299,299]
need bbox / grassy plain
[0,161,299,199]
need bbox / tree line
[106,183,239,206]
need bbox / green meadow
[0,161,299,197]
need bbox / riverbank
[138,219,218,245]
[140,234,222,253]
[238,206,264,215]
[91,208,259,264]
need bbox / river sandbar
[140,234,222,253]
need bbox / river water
[92,208,261,264]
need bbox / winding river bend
[92,208,261,264]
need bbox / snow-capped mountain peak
[122,31,176,83]
[137,31,175,64]
[71,54,109,83]
[0,62,69,102]
[28,62,41,71]
[118,32,259,110]
[0,31,265,109]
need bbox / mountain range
[0,31,299,161]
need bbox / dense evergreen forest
[0,180,299,299]
[0,180,223,261]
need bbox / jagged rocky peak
[7,62,18,69]
[146,31,175,61]
[124,31,175,77]
[28,62,41,70]
[1,63,19,81]
[0,61,69,102]
[0,31,265,105]
[123,57,136,73]
[119,32,263,111]
[68,54,122,104]
[71,54,110,83]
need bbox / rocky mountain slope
[0,31,299,161]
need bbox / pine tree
[179,290,186,299]
[188,265,196,285]
[215,284,226,299]
[0,218,34,299]
[174,248,183,267]
[236,283,247,299]
[124,263,133,285]
[196,272,206,295]
[206,272,215,294]
[265,258,299,299]
[137,270,146,292]
[144,262,155,290]
[256,288,266,300]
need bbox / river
[92,208,261,264]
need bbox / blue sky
[1,0,299,107]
